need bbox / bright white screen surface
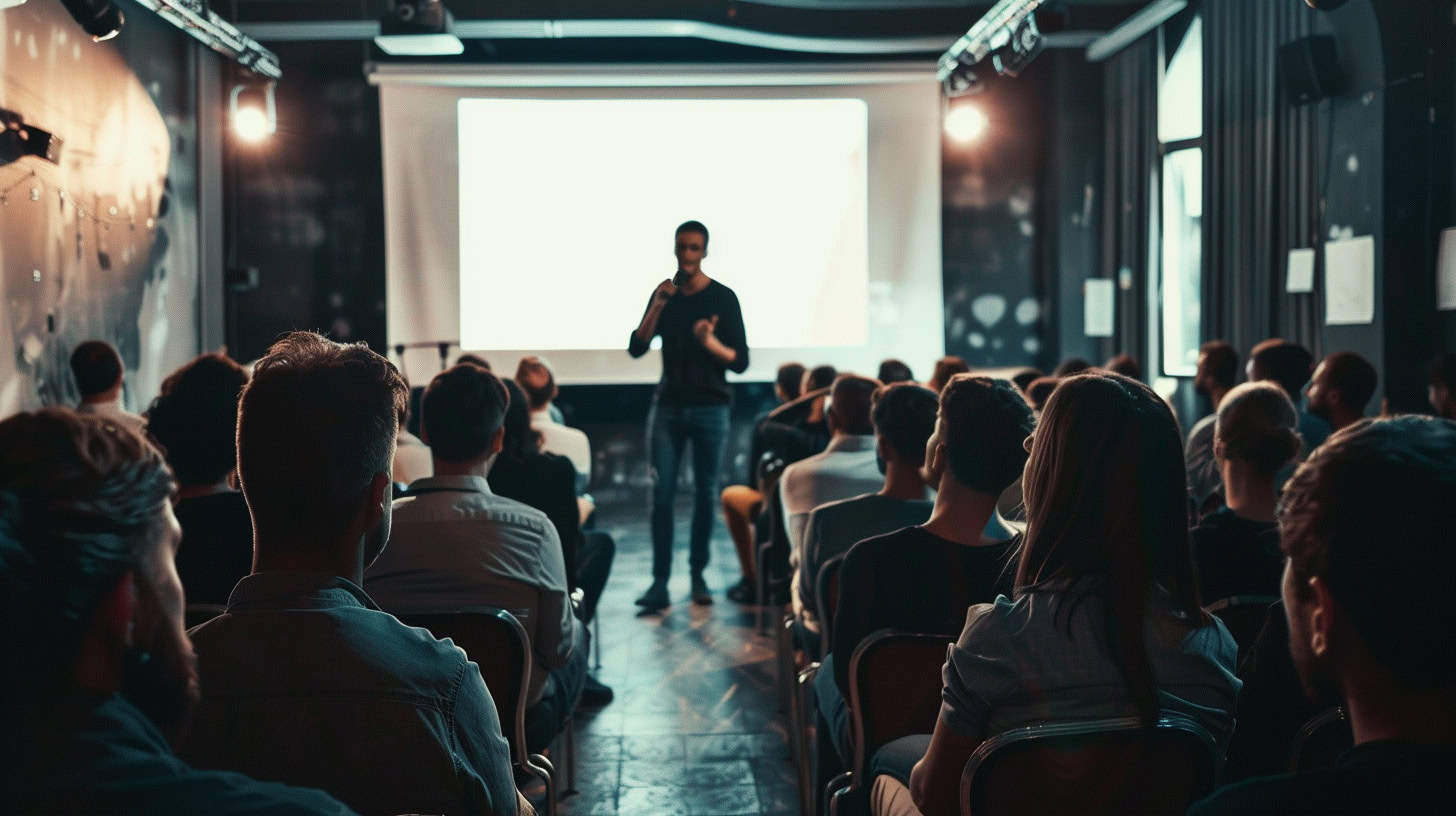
[458,98,868,350]
[377,66,943,384]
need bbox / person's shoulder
[843,526,925,567]
[810,492,879,520]
[1189,771,1323,816]
[486,491,557,534]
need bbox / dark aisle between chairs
[554,493,796,816]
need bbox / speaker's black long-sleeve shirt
[628,279,749,405]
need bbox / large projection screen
[375,65,943,384]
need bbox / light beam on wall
[944,104,988,144]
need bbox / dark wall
[0,0,209,416]
[228,40,385,363]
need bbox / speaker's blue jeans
[647,398,730,581]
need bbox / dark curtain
[1102,36,1159,362]
[1202,0,1329,358]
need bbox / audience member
[723,362,807,602]
[779,374,883,561]
[1192,382,1301,603]
[792,382,938,635]
[877,358,915,384]
[1191,417,1456,814]
[1430,353,1456,419]
[1306,351,1378,433]
[816,376,1032,769]
[1104,353,1143,381]
[456,352,492,370]
[488,379,616,708]
[367,363,590,753]
[1052,357,1092,377]
[1185,341,1241,515]
[179,333,524,815]
[1010,367,1043,396]
[517,355,591,492]
[392,395,433,486]
[1,409,351,813]
[877,372,1238,816]
[926,356,969,394]
[1248,339,1330,455]
[1024,376,1058,414]
[70,339,146,435]
[143,353,253,606]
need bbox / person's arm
[629,280,676,357]
[451,660,527,816]
[908,717,982,816]
[797,506,827,613]
[830,544,870,697]
[705,288,750,374]
[544,458,583,590]
[533,523,576,670]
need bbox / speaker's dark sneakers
[691,574,713,605]
[725,578,755,604]
[579,675,614,707]
[635,581,669,612]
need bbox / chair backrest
[184,603,227,631]
[959,715,1221,816]
[848,630,952,779]
[1290,706,1353,773]
[1206,595,1279,662]
[815,553,846,644]
[398,608,533,764]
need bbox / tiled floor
[551,492,796,816]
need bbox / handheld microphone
[672,270,687,288]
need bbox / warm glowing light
[944,104,988,144]
[233,106,273,142]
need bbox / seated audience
[877,358,915,384]
[487,379,614,705]
[457,352,492,370]
[779,374,883,560]
[1306,351,1378,433]
[1248,338,1330,458]
[792,382,938,634]
[1104,353,1143,381]
[1191,417,1456,814]
[723,361,806,602]
[815,375,1033,768]
[367,363,589,753]
[516,355,592,493]
[1430,352,1456,419]
[393,394,432,486]
[1052,357,1092,377]
[1192,382,1301,603]
[876,372,1239,816]
[179,333,524,815]
[1010,367,1043,396]
[1185,340,1241,516]
[70,339,146,435]
[144,352,253,606]
[2,409,351,814]
[1025,375,1059,414]
[926,355,969,394]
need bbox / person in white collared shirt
[70,340,146,436]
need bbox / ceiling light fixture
[375,0,464,57]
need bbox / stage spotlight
[376,0,464,56]
[944,104,989,144]
[60,0,124,42]
[229,80,276,143]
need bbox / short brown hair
[828,374,880,436]
[515,356,557,411]
[422,363,510,463]
[70,340,124,398]
[236,332,407,537]
[1215,381,1301,474]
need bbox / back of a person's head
[1431,353,1456,391]
[1052,357,1092,378]
[1198,340,1239,390]
[776,362,806,401]
[1104,354,1143,381]
[455,352,491,371]
[1316,351,1378,415]
[870,382,938,467]
[0,409,174,688]
[1011,368,1044,395]
[237,332,407,538]
[1248,338,1314,400]
[1279,416,1456,689]
[1214,381,1302,475]
[421,362,510,464]
[515,355,557,411]
[69,340,124,398]
[877,358,915,385]
[676,219,710,247]
[828,374,879,436]
[804,364,838,393]
[938,375,1035,495]
[928,356,970,392]
[1025,376,1059,412]
[145,353,249,487]
[1017,371,1203,721]
[497,378,540,463]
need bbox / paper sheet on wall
[1084,278,1114,337]
[1324,235,1375,325]
[1438,227,1456,310]
[1286,247,1316,293]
